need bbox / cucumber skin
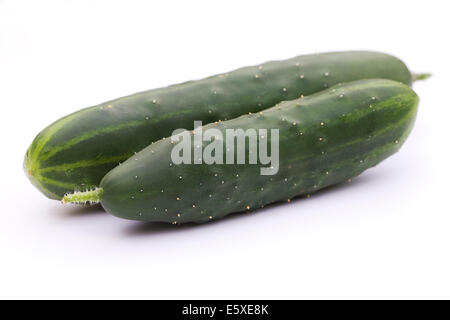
[24,51,413,199]
[98,79,419,223]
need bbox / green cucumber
[62,79,419,223]
[25,51,420,199]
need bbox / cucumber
[62,79,419,223]
[25,51,418,199]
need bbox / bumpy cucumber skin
[24,51,413,199]
[98,79,419,223]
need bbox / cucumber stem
[412,73,432,81]
[62,187,104,204]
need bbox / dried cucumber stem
[62,187,104,204]
[413,73,432,81]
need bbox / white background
[0,0,449,299]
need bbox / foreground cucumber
[24,51,419,199]
[63,79,419,223]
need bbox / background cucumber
[25,51,417,199]
[63,79,419,223]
